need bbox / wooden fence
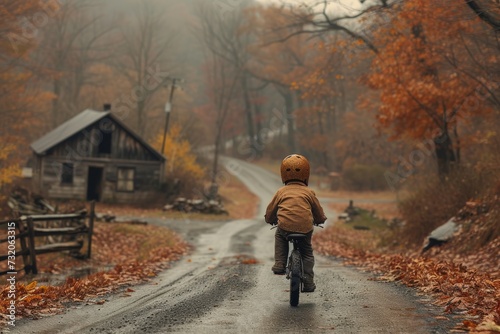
[0,202,95,275]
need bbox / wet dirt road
[13,158,453,334]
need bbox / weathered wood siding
[39,157,88,200]
[37,158,163,203]
[46,117,159,162]
[102,163,162,204]
[32,155,43,192]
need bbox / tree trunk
[137,99,146,137]
[52,77,62,127]
[335,78,347,116]
[284,92,296,152]
[434,131,456,178]
[454,125,461,165]
[316,108,328,169]
[241,74,257,155]
[253,103,263,158]
[211,132,221,185]
[69,66,85,115]
[465,0,500,31]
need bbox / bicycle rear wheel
[289,250,302,306]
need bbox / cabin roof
[30,109,165,161]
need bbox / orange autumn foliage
[0,2,55,202]
[0,139,21,198]
[151,124,206,193]
[364,0,497,140]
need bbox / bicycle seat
[287,234,307,240]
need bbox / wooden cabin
[30,106,166,204]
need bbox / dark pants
[274,227,315,283]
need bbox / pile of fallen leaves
[0,222,189,326]
[314,200,500,333]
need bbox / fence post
[26,217,38,275]
[87,201,95,259]
[16,219,30,273]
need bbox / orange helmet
[280,154,310,185]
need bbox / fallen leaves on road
[240,258,259,265]
[233,254,259,265]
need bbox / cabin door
[87,167,103,201]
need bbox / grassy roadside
[250,158,281,175]
[346,202,400,222]
[218,168,259,220]
[316,202,398,254]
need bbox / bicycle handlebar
[268,222,324,230]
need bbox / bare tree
[465,0,500,30]
[34,0,116,127]
[195,3,245,193]
[116,1,175,137]
[198,1,263,157]
[245,4,318,153]
[265,1,388,54]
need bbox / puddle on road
[28,264,115,286]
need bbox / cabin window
[61,163,74,184]
[98,132,112,154]
[117,168,134,192]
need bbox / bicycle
[271,224,323,307]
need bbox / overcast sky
[255,0,362,7]
[253,0,367,15]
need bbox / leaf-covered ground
[0,222,189,326]
[314,199,500,333]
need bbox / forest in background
[0,0,499,224]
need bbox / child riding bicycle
[264,154,327,292]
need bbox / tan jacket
[265,181,327,233]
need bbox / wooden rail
[0,202,95,275]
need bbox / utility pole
[161,78,180,155]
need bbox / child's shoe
[272,263,286,275]
[302,281,316,293]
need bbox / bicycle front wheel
[289,250,301,307]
